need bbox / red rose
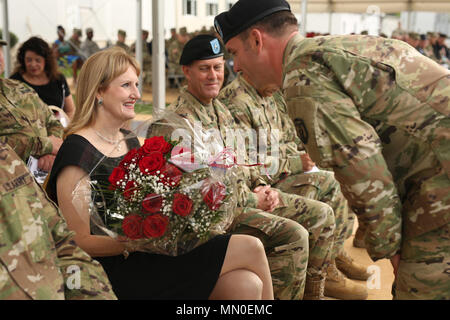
[172,193,193,217]
[201,180,227,210]
[159,163,182,187]
[141,136,172,155]
[139,152,165,175]
[122,215,143,240]
[123,180,138,199]
[142,214,168,238]
[108,166,127,189]
[142,193,163,214]
[119,148,139,168]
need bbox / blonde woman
[46,47,273,300]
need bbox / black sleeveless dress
[46,132,231,300]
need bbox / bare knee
[240,235,267,262]
[210,269,263,300]
[234,270,263,299]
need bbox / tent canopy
[289,0,450,14]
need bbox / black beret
[214,0,291,44]
[179,34,224,65]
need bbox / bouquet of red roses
[88,128,237,256]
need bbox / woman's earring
[98,97,103,105]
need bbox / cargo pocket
[0,172,52,263]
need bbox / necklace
[94,129,122,150]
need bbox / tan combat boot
[353,224,366,248]
[336,250,371,281]
[303,275,326,300]
[324,261,368,300]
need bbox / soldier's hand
[265,189,280,212]
[255,185,270,211]
[38,154,56,172]
[254,185,279,212]
[301,153,316,171]
[49,136,63,155]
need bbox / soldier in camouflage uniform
[219,74,369,299]
[0,140,116,299]
[131,30,152,85]
[0,42,63,173]
[81,28,100,59]
[425,32,440,62]
[68,28,84,84]
[115,29,131,54]
[215,0,450,299]
[149,34,337,299]
[166,28,177,49]
[167,27,189,88]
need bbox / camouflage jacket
[219,74,306,187]
[0,79,64,162]
[0,142,116,299]
[167,40,185,74]
[115,41,131,54]
[165,88,259,208]
[283,34,450,260]
[131,41,152,71]
[424,44,438,62]
[80,39,100,59]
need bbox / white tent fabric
[1,0,448,109]
[289,0,450,14]
[0,0,166,111]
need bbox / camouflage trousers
[167,63,183,76]
[142,57,152,85]
[229,207,309,300]
[230,190,335,299]
[274,170,354,259]
[393,222,450,300]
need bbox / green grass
[135,102,153,114]
[58,62,73,79]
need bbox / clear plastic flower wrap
[71,110,238,256]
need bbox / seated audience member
[219,72,369,300]
[148,34,336,300]
[436,33,450,64]
[0,40,63,176]
[81,27,100,59]
[115,29,130,53]
[52,25,71,61]
[45,47,274,300]
[0,141,117,300]
[11,36,76,120]
[68,28,85,84]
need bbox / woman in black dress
[11,36,76,120]
[46,47,273,300]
